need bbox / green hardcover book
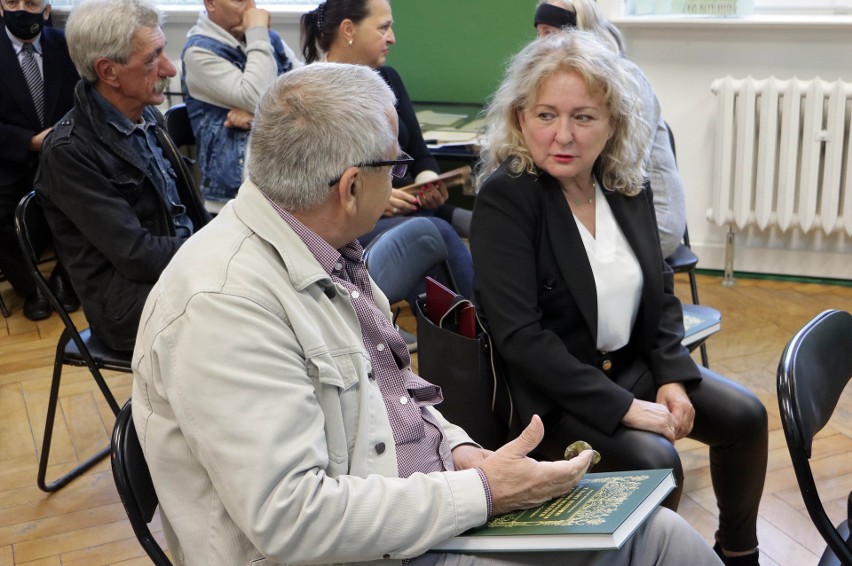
[432,468,675,552]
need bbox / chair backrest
[363,217,457,304]
[777,309,852,564]
[111,400,173,566]
[164,103,195,149]
[15,191,79,324]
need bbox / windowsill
[51,4,315,25]
[613,13,852,29]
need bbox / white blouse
[573,183,643,352]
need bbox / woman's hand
[416,181,448,209]
[384,189,419,217]
[656,382,694,440]
[224,108,254,130]
[621,398,677,443]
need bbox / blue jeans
[359,212,474,307]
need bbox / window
[753,0,852,13]
[625,0,851,15]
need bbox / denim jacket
[181,31,292,201]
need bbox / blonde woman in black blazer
[471,31,767,566]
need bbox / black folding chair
[164,103,195,149]
[16,191,131,492]
[0,269,10,317]
[663,122,715,368]
[111,400,173,566]
[777,309,852,565]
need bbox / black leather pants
[541,366,768,552]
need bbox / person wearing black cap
[533,0,688,263]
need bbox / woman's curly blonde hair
[475,30,650,195]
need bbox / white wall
[616,17,852,279]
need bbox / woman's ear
[340,18,356,44]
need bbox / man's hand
[622,398,677,442]
[29,127,53,152]
[479,415,593,516]
[656,382,694,440]
[242,6,271,30]
[224,108,254,130]
[452,444,493,471]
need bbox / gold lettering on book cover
[486,474,651,528]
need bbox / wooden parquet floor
[0,272,850,565]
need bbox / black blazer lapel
[0,30,41,128]
[41,28,65,125]
[604,187,664,347]
[542,177,599,339]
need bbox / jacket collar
[73,81,162,172]
[231,179,338,294]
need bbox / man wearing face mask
[0,0,80,320]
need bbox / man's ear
[336,166,361,217]
[94,57,120,88]
[43,4,51,20]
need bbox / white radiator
[709,75,852,238]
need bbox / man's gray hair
[248,63,397,211]
[66,0,163,84]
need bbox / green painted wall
[387,0,538,104]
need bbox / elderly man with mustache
[35,0,210,352]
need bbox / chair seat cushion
[665,243,699,272]
[64,327,132,371]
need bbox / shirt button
[376,343,385,352]
[351,290,360,299]
[375,442,385,454]
[400,396,408,405]
[335,262,342,271]
[603,360,612,371]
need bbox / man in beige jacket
[131,62,721,566]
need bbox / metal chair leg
[0,293,9,318]
[688,270,710,368]
[37,330,120,492]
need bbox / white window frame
[754,0,852,13]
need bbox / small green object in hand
[564,440,601,469]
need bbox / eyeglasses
[328,151,414,186]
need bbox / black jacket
[35,81,210,351]
[470,161,700,435]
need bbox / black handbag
[415,295,515,450]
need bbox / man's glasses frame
[328,151,414,186]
